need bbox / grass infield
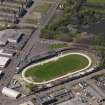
[25,54,89,82]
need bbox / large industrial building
[0,49,15,57]
[0,56,10,68]
[0,29,23,46]
[2,87,21,99]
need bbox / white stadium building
[2,87,21,99]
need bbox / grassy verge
[48,43,68,50]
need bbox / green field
[25,54,89,82]
[35,2,52,14]
[87,0,105,3]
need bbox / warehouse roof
[0,49,15,57]
[0,29,22,45]
[0,56,10,68]
[2,87,21,99]
[8,32,22,43]
[19,101,34,105]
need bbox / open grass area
[35,2,52,14]
[24,2,52,25]
[48,43,68,50]
[25,54,89,82]
[24,12,41,25]
[87,0,105,3]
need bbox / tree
[93,34,105,68]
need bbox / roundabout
[22,52,92,85]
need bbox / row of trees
[41,0,80,42]
[93,34,105,68]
